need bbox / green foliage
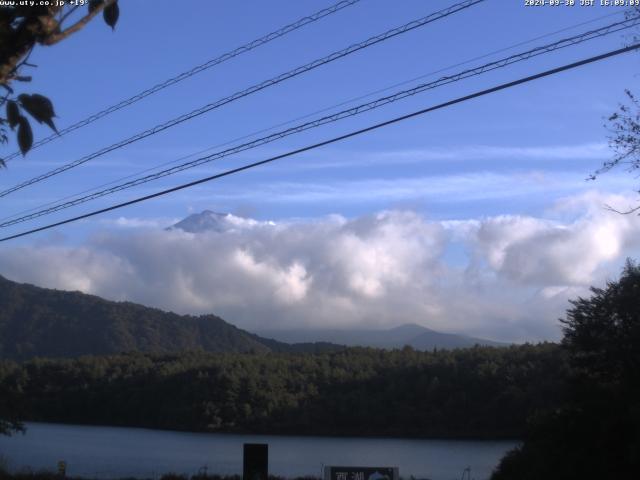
[492,260,640,479]
[0,274,335,435]
[0,275,336,359]
[0,343,565,439]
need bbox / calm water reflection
[0,423,518,480]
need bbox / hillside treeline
[0,275,342,360]
[0,343,564,438]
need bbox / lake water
[0,423,518,480]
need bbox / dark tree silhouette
[561,258,640,384]
[492,260,640,480]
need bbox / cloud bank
[1,191,639,342]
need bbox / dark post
[57,460,67,478]
[243,443,268,480]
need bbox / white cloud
[177,170,635,206]
[100,216,180,229]
[1,192,639,343]
[279,143,609,170]
[466,192,640,287]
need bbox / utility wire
[0,0,485,198]
[1,15,637,228]
[1,0,362,163]
[1,42,637,243]
[1,7,626,225]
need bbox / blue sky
[1,0,637,229]
[0,0,639,340]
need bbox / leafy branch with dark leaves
[0,0,120,165]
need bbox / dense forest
[0,275,338,360]
[0,343,564,438]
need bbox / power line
[1,0,362,163]
[1,7,626,225]
[2,15,637,228]
[3,15,635,226]
[1,42,637,243]
[0,0,485,199]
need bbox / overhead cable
[2,6,625,225]
[0,0,485,198]
[1,0,363,163]
[1,14,636,228]
[1,42,637,242]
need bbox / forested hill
[0,275,337,360]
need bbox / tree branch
[58,5,81,27]
[41,0,115,46]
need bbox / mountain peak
[168,211,233,233]
[169,210,275,233]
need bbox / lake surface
[0,423,518,480]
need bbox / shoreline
[14,420,523,443]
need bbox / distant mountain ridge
[257,323,507,350]
[0,275,338,360]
